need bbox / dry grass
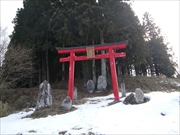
[118,75,180,93]
[1,76,179,118]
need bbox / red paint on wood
[60,52,126,62]
[109,48,119,100]
[68,51,75,100]
[56,41,127,101]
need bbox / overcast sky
[0,0,179,68]
[132,1,180,68]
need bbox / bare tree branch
[0,44,37,88]
[0,26,9,67]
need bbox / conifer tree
[11,0,56,83]
[143,12,176,77]
[10,0,173,87]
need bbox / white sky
[131,1,180,69]
[0,0,23,36]
[0,0,179,68]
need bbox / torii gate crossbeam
[56,40,127,101]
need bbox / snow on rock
[0,92,179,135]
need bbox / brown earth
[1,76,179,118]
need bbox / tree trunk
[117,64,121,76]
[127,65,130,75]
[39,60,41,84]
[46,49,49,82]
[92,60,96,84]
[42,56,46,81]
[62,44,65,81]
[82,61,90,86]
[62,63,65,81]
[100,32,106,78]
[92,40,96,85]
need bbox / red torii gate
[56,40,127,101]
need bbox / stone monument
[97,75,107,92]
[61,96,72,111]
[87,80,95,93]
[135,88,145,104]
[121,83,126,97]
[36,80,52,109]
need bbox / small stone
[123,93,136,105]
[161,112,166,116]
[88,131,95,135]
[144,96,150,102]
[87,80,95,93]
[61,96,72,111]
[97,75,107,92]
[59,131,67,135]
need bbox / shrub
[0,85,12,101]
[0,101,10,117]
[13,95,29,110]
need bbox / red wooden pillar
[68,51,75,100]
[56,41,127,101]
[109,48,119,100]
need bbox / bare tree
[0,44,36,88]
[0,26,8,67]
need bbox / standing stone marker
[135,88,145,104]
[121,83,126,97]
[73,86,77,100]
[61,96,72,111]
[97,75,107,92]
[87,80,95,93]
[36,80,52,109]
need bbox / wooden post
[109,48,119,100]
[68,51,75,100]
[56,41,127,101]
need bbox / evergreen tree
[103,1,147,76]
[9,0,161,87]
[143,12,176,77]
[11,0,57,83]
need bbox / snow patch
[1,92,179,134]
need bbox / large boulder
[123,93,136,105]
[87,80,95,93]
[135,88,145,104]
[97,75,107,92]
[36,80,52,109]
[61,96,72,111]
[123,88,149,105]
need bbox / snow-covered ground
[1,92,179,135]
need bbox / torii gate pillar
[56,41,127,101]
[109,47,119,100]
[68,51,75,100]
